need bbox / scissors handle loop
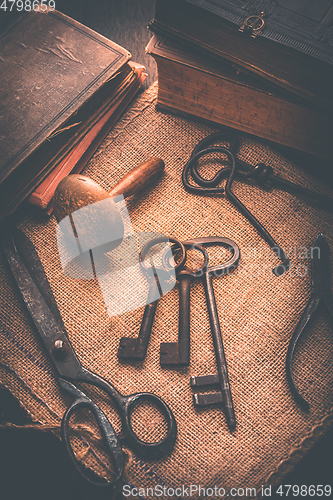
[119,392,178,459]
[59,378,124,488]
[75,367,177,460]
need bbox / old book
[150,0,333,110]
[28,62,147,213]
[146,34,333,160]
[0,8,131,220]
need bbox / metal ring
[170,242,209,278]
[182,236,240,276]
[140,237,186,278]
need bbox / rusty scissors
[1,229,177,487]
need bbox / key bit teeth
[160,342,189,366]
[190,374,219,387]
[193,392,223,406]
[118,338,145,360]
[119,338,129,347]
[160,355,189,366]
[160,342,178,359]
[193,393,201,406]
[118,351,145,361]
[228,418,236,431]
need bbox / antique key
[118,237,186,361]
[117,277,160,361]
[184,237,240,430]
[160,243,208,366]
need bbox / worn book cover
[0,8,131,219]
[151,0,333,109]
[28,62,147,213]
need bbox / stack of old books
[146,0,333,161]
[0,8,147,220]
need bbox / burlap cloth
[1,82,332,497]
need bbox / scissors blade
[10,228,66,329]
[1,230,82,380]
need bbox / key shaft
[160,273,192,366]
[203,271,235,429]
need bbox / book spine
[28,68,146,211]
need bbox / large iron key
[118,279,160,361]
[160,243,208,366]
[118,237,186,361]
[184,237,240,430]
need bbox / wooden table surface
[0,2,332,499]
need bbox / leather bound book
[0,8,131,220]
[28,62,147,214]
[150,0,333,110]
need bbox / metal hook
[184,130,333,208]
[183,145,290,276]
